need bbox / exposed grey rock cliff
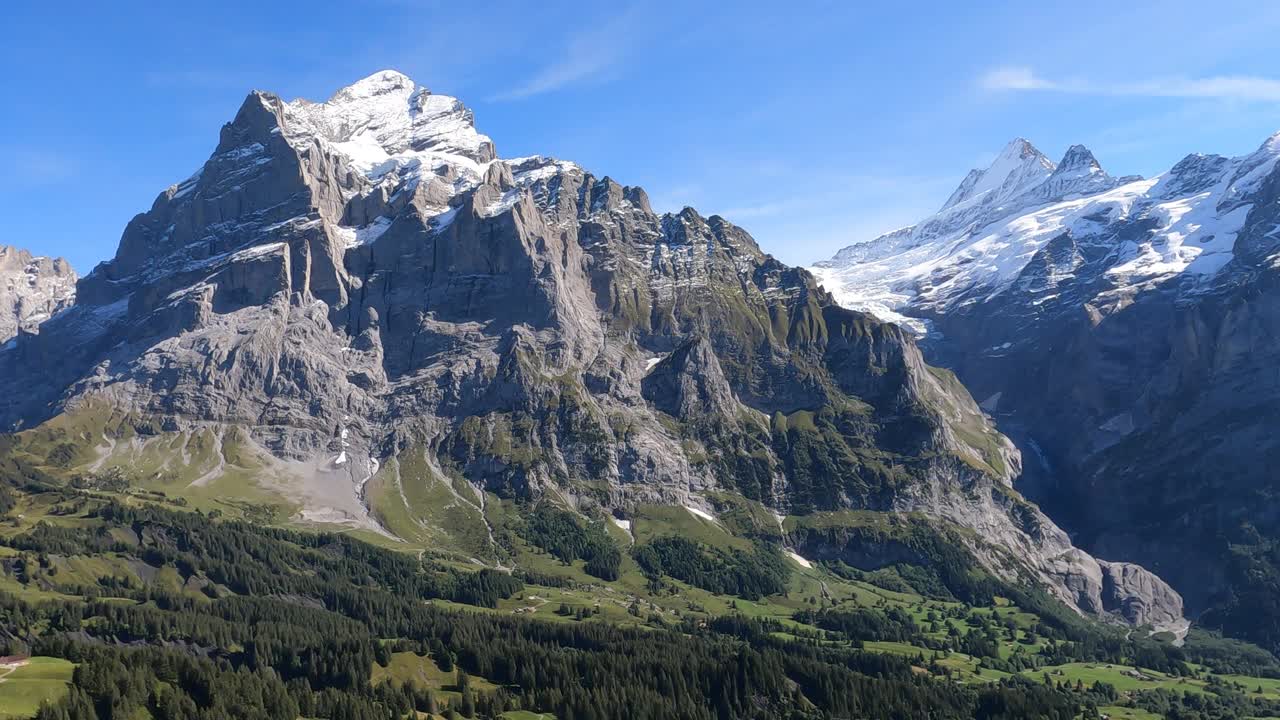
[0,72,1181,629]
[814,132,1280,645]
[0,245,76,342]
[641,336,738,420]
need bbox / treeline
[0,487,1108,720]
[783,602,1280,719]
[28,636,521,720]
[519,504,621,581]
[632,536,789,600]
[789,582,1271,686]
[797,520,1005,606]
[5,582,1096,720]
[1180,629,1280,678]
[7,481,1280,720]
[793,606,921,642]
[9,502,522,608]
[797,596,1198,676]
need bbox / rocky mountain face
[0,71,1182,630]
[0,245,76,343]
[813,133,1280,647]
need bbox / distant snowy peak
[1024,144,1126,203]
[1139,134,1280,211]
[1154,153,1232,198]
[1044,144,1107,190]
[1058,144,1102,174]
[1222,131,1280,204]
[813,140,1119,277]
[940,138,1055,212]
[810,130,1280,335]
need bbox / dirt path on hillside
[0,659,29,683]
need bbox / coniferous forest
[3,471,1280,720]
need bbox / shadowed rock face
[0,72,1182,629]
[930,171,1280,645]
[641,336,738,420]
[0,245,76,342]
[815,133,1280,646]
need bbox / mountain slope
[813,133,1280,648]
[0,71,1180,629]
[6,477,1266,720]
[812,137,1272,332]
[0,245,76,343]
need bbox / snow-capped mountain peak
[810,131,1280,336]
[1025,144,1123,202]
[1057,144,1102,174]
[940,137,1056,212]
[328,68,416,102]
[1223,130,1280,201]
[280,69,496,184]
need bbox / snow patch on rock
[811,132,1280,332]
[785,550,814,569]
[684,505,717,523]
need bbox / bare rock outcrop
[0,245,76,342]
[0,71,1183,630]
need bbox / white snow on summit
[282,69,495,182]
[810,133,1280,333]
[940,138,1055,212]
[277,70,504,247]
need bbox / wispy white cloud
[980,65,1280,102]
[0,147,78,186]
[979,66,1058,92]
[491,10,638,101]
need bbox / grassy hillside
[2,472,1280,720]
[0,658,73,719]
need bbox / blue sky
[6,1,1280,272]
